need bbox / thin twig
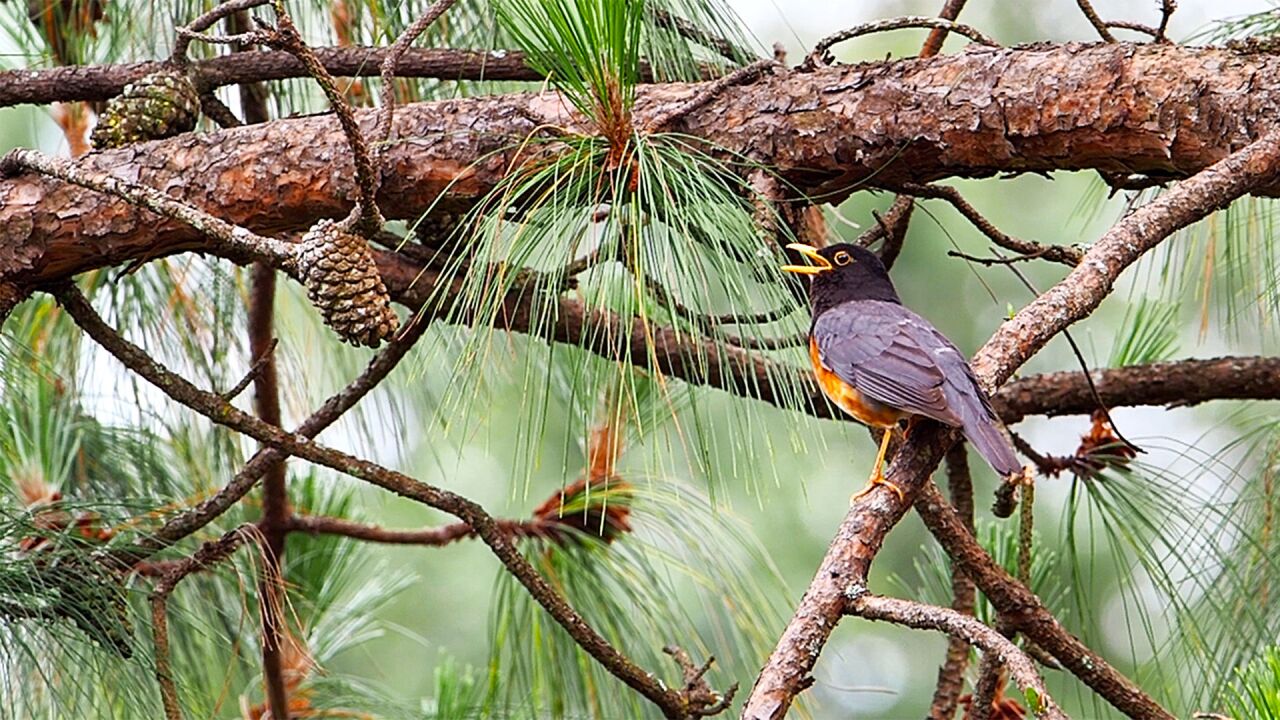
[805,16,999,69]
[198,92,244,128]
[1075,0,1117,42]
[871,196,915,269]
[1156,0,1177,43]
[377,0,462,146]
[170,0,269,65]
[650,6,753,65]
[176,27,271,48]
[894,182,1084,266]
[642,273,797,329]
[847,594,1065,719]
[1105,20,1161,39]
[948,248,1049,265]
[663,645,738,717]
[150,524,261,719]
[263,0,383,235]
[920,0,971,57]
[645,58,777,132]
[219,337,277,400]
[721,331,808,350]
[56,284,729,720]
[0,148,297,270]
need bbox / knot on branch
[297,220,399,347]
[90,67,200,150]
[663,645,737,718]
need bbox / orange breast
[810,337,905,428]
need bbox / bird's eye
[833,251,852,266]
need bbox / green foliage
[1223,645,1280,719]
[1109,298,1179,367]
[486,480,787,719]
[497,0,644,128]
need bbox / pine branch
[114,314,431,565]
[54,284,731,720]
[150,524,263,719]
[848,594,1063,719]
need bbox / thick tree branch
[993,356,1280,423]
[11,45,1280,289]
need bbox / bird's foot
[850,472,905,504]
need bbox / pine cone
[297,220,399,347]
[90,68,199,150]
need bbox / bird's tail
[962,414,1022,477]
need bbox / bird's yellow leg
[851,428,905,503]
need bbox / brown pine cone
[297,220,399,347]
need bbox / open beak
[780,243,832,275]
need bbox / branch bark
[848,594,1064,720]
[993,355,1280,423]
[10,44,1280,289]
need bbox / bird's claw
[849,473,905,504]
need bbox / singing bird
[782,242,1021,500]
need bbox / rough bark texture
[8,44,1280,289]
[994,355,1280,423]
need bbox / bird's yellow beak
[781,243,832,275]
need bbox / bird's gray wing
[811,301,964,426]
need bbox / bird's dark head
[781,242,901,317]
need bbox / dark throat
[808,268,902,320]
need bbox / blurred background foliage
[1,0,1279,718]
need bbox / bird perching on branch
[783,243,1022,500]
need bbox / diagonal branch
[114,313,431,565]
[847,593,1064,719]
[56,284,728,720]
[743,128,1280,720]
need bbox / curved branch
[847,594,1064,719]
